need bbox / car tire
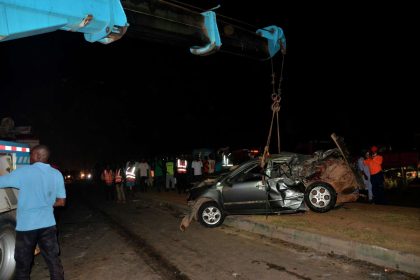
[304,182,337,213]
[0,213,17,280]
[198,201,225,228]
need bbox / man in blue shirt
[0,145,66,280]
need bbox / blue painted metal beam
[0,0,128,44]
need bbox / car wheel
[0,218,16,280]
[304,182,337,213]
[198,201,225,228]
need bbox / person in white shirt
[357,150,373,202]
[138,158,150,192]
[191,156,203,183]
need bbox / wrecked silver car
[180,134,363,230]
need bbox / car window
[229,163,263,183]
[268,162,291,178]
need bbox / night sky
[0,2,417,168]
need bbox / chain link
[262,54,285,169]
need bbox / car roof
[231,152,310,169]
[268,152,311,164]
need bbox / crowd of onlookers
[98,153,226,203]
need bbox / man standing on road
[365,145,386,204]
[101,164,114,201]
[138,158,150,192]
[114,163,126,203]
[125,161,137,199]
[191,155,203,184]
[165,156,176,192]
[358,149,373,202]
[0,144,66,280]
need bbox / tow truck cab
[0,140,30,279]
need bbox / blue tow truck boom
[0,0,128,44]
[0,0,286,59]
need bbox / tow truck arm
[0,0,286,59]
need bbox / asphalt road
[29,183,418,280]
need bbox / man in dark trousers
[0,145,66,279]
[364,145,386,204]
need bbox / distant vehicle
[63,170,77,184]
[63,169,93,184]
[382,150,419,188]
[225,148,261,166]
[186,134,363,228]
[78,170,93,181]
[64,174,73,184]
[384,166,418,189]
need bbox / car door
[222,162,268,213]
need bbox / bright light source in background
[87,173,92,179]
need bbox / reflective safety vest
[166,161,175,176]
[364,155,383,175]
[115,168,123,183]
[103,170,113,185]
[125,166,136,182]
[177,159,187,173]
